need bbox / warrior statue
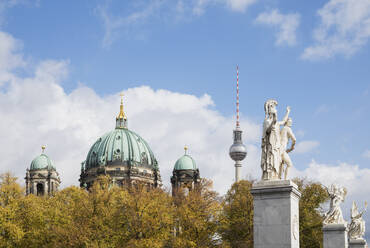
[261,99,290,180]
[323,184,347,225]
[279,117,296,180]
[348,201,367,240]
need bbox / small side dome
[30,146,55,171]
[174,146,197,171]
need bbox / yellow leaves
[0,173,330,248]
[171,179,221,248]
[0,172,24,207]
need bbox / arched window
[36,183,44,196]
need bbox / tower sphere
[229,141,247,161]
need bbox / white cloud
[295,140,320,154]
[302,0,370,60]
[292,160,370,238]
[255,9,300,46]
[226,0,256,13]
[192,0,257,15]
[0,31,24,73]
[363,149,370,159]
[191,0,257,15]
[0,30,261,195]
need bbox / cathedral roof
[83,94,158,171]
[174,146,197,171]
[30,146,56,171]
[84,128,158,170]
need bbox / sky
[0,0,370,238]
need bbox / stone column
[323,224,348,248]
[25,179,29,195]
[349,239,367,248]
[44,182,48,196]
[33,182,37,194]
[251,180,301,248]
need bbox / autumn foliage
[0,173,328,248]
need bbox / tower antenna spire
[229,65,247,183]
[236,65,240,128]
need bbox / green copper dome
[30,152,56,171]
[85,128,158,170]
[84,95,159,171]
[174,148,197,171]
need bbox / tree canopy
[0,174,328,248]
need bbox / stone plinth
[323,223,348,248]
[251,180,301,248]
[349,239,367,248]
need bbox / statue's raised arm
[278,106,291,126]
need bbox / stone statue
[261,99,290,180]
[323,184,347,225]
[348,201,367,240]
[279,117,296,180]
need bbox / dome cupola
[30,146,56,171]
[174,146,197,171]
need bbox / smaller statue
[279,117,296,180]
[348,201,367,240]
[323,184,347,225]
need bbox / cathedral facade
[79,95,162,189]
[26,95,199,194]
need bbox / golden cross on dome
[41,145,46,153]
[184,145,188,155]
[117,92,126,120]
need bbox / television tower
[229,65,247,182]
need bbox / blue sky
[1,0,370,235]
[6,0,370,166]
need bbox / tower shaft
[229,65,247,183]
[235,161,242,182]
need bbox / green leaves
[218,180,254,248]
[294,178,329,248]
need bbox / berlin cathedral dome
[79,94,161,188]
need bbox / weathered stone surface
[251,180,301,248]
[323,223,348,248]
[349,238,367,248]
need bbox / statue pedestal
[251,180,301,248]
[349,239,367,248]
[323,224,348,248]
